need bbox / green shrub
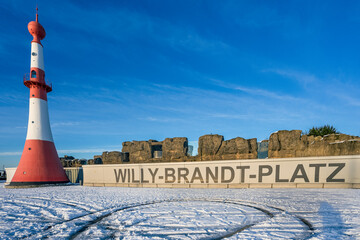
[306,125,339,137]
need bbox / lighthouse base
[9,140,70,188]
[5,181,71,189]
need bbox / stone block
[162,137,188,161]
[198,134,257,160]
[122,141,152,163]
[268,131,360,158]
[102,151,128,164]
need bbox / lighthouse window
[32,52,37,56]
[31,70,37,78]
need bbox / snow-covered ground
[1,181,359,239]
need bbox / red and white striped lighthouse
[7,9,69,187]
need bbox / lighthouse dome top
[28,9,46,42]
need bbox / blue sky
[1,0,360,168]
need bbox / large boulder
[71,159,82,167]
[122,141,152,163]
[88,155,103,165]
[218,137,257,159]
[162,137,188,161]
[102,151,129,164]
[325,139,360,156]
[268,130,360,158]
[121,139,191,163]
[198,134,224,160]
[59,155,75,167]
[59,158,67,167]
[79,159,87,166]
[304,134,360,157]
[94,157,103,164]
[198,134,257,160]
[268,130,302,158]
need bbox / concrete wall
[82,155,360,189]
[64,167,83,184]
[5,168,16,184]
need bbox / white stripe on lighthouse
[30,42,45,71]
[26,98,54,142]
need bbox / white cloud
[210,78,301,101]
[235,85,299,101]
[0,145,123,157]
[266,68,360,108]
[139,116,185,123]
[0,152,22,156]
[264,68,318,86]
[57,145,123,158]
[208,113,251,120]
[51,121,81,127]
[43,1,229,55]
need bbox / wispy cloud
[235,85,299,101]
[149,81,323,125]
[0,145,123,157]
[0,89,28,104]
[207,113,251,120]
[57,146,122,155]
[165,30,231,54]
[331,94,360,107]
[222,2,284,28]
[0,151,22,156]
[210,78,301,101]
[323,81,360,107]
[51,121,81,128]
[43,1,229,55]
[263,69,318,86]
[139,117,184,123]
[266,68,360,108]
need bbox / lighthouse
[6,9,69,187]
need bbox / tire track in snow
[18,198,315,239]
[24,196,97,213]
[107,199,315,240]
[1,200,64,222]
[69,199,275,239]
[217,199,315,239]
[23,200,172,240]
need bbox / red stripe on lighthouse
[10,140,69,184]
[29,85,47,101]
[30,68,45,83]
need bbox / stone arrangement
[198,134,257,160]
[60,131,360,167]
[60,155,87,167]
[119,137,189,163]
[268,130,360,158]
